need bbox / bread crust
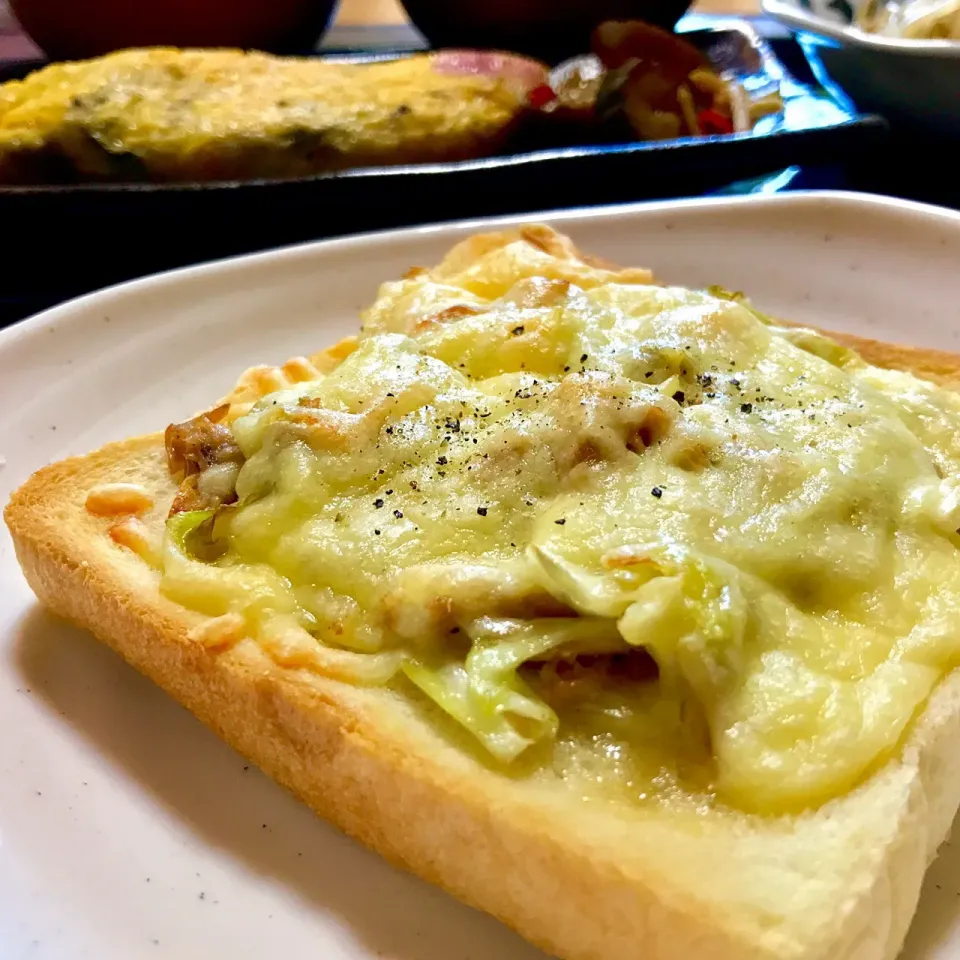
[7,314,960,960]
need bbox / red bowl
[9,0,340,60]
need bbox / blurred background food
[0,0,892,326]
[0,20,783,185]
[857,0,960,37]
[7,0,339,59]
[533,21,782,142]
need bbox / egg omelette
[0,47,546,184]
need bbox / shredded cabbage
[403,617,622,762]
[527,542,659,618]
[618,549,749,708]
[161,509,298,619]
[165,509,215,560]
[769,325,858,369]
[258,613,404,684]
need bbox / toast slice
[8,237,960,960]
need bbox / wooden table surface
[334,0,761,27]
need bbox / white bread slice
[7,311,960,960]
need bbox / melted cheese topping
[160,229,960,814]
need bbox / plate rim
[3,189,960,353]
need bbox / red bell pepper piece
[529,84,558,109]
[697,108,735,135]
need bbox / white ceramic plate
[4,192,960,960]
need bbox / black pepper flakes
[477,506,488,516]
[651,487,663,499]
[374,498,384,508]
[393,510,403,519]
[554,518,567,525]
[580,353,588,363]
[672,390,685,405]
[740,402,753,414]
[512,325,525,335]
[436,456,448,465]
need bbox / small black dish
[398,0,694,63]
